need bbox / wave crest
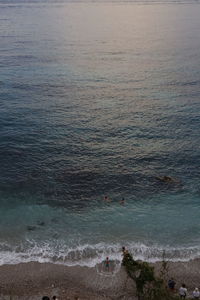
[1,241,200,266]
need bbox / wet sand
[0,259,200,299]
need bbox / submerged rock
[37,221,45,226]
[155,176,180,183]
[27,225,37,231]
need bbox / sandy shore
[0,259,200,299]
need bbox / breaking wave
[1,241,200,267]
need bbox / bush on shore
[122,251,179,300]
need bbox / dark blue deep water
[0,1,200,266]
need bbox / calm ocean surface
[0,0,200,266]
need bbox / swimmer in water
[104,195,111,202]
[122,246,129,256]
[122,246,126,255]
[120,198,125,205]
[105,257,110,271]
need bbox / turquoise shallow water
[0,1,200,266]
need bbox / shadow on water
[0,164,186,211]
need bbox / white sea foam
[1,241,200,267]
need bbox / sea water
[0,0,200,266]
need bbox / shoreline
[0,259,200,299]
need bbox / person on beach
[52,296,58,300]
[168,278,176,291]
[42,297,50,300]
[105,257,110,271]
[193,287,200,299]
[122,246,129,257]
[179,284,187,299]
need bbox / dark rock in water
[27,225,37,231]
[37,221,45,226]
[52,233,59,239]
[44,190,55,197]
[155,176,180,183]
[51,218,59,224]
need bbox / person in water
[122,246,127,254]
[122,246,129,257]
[104,195,111,202]
[105,257,110,271]
[120,198,125,205]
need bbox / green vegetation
[122,251,179,300]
